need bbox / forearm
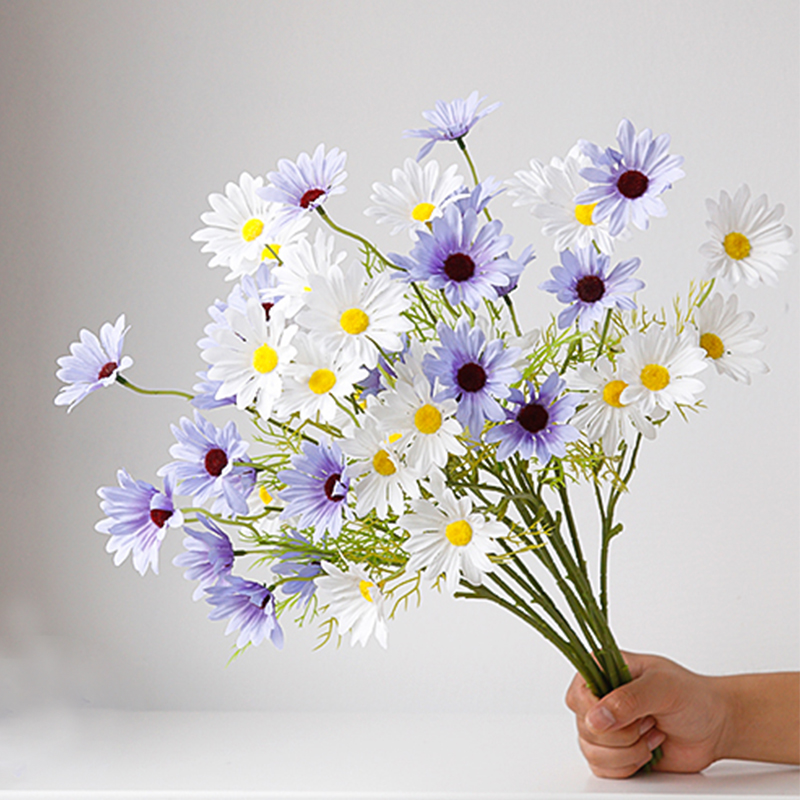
[716,672,800,764]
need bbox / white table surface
[0,709,797,798]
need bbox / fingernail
[646,729,666,751]
[639,717,655,736]
[586,705,616,732]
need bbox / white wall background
[1,0,797,715]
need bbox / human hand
[565,651,729,778]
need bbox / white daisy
[617,325,707,416]
[316,561,388,648]
[275,332,367,424]
[399,474,503,594]
[298,261,411,369]
[506,145,619,255]
[364,158,468,238]
[202,297,297,419]
[699,185,795,287]
[569,357,656,455]
[694,293,768,384]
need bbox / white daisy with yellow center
[316,561,388,648]
[694,293,768,384]
[617,325,707,416]
[202,297,297,419]
[298,261,412,370]
[569,358,656,455]
[399,473,503,594]
[700,185,795,287]
[505,145,621,255]
[364,158,468,238]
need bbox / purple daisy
[95,469,183,576]
[391,205,518,309]
[258,143,347,227]
[191,369,236,410]
[404,91,501,161]
[454,177,505,217]
[576,119,685,236]
[54,314,133,412]
[157,411,254,517]
[485,373,580,463]
[271,531,324,607]
[539,246,644,331]
[205,575,284,649]
[277,439,350,539]
[173,515,235,600]
[423,318,521,437]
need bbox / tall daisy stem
[503,295,523,337]
[594,309,613,363]
[316,207,397,271]
[455,137,492,222]
[116,376,193,401]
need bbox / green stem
[503,295,523,337]
[553,460,589,581]
[116,375,193,400]
[410,282,439,328]
[594,308,613,363]
[455,137,492,222]
[316,207,396,271]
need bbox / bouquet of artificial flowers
[55,92,793,766]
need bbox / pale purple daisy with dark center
[404,91,501,161]
[539,246,644,331]
[485,373,580,463]
[205,575,283,649]
[277,440,351,539]
[575,119,684,236]
[391,205,518,309]
[173,515,235,600]
[423,318,521,437]
[158,411,254,517]
[95,469,183,576]
[54,314,133,412]
[271,531,325,607]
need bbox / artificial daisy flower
[693,292,768,383]
[400,474,503,594]
[569,358,656,455]
[95,469,183,577]
[205,576,283,649]
[277,439,351,539]
[576,119,685,236]
[364,158,468,237]
[699,185,795,287]
[173,515,234,600]
[506,144,619,254]
[202,297,297,419]
[539,246,644,331]
[158,411,254,516]
[271,531,325,608]
[392,205,519,309]
[316,561,389,648]
[617,325,707,416]
[423,318,521,438]
[298,261,411,370]
[54,314,133,412]
[485,373,580,463]
[258,144,347,227]
[404,91,501,161]
[191,369,237,411]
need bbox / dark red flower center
[517,403,549,434]
[204,447,228,477]
[150,508,173,528]
[443,252,476,282]
[616,170,648,199]
[299,188,325,209]
[262,302,274,320]
[97,361,118,380]
[323,472,345,501]
[575,275,606,303]
[457,362,487,393]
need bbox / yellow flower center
[411,202,436,222]
[723,231,751,260]
[700,332,725,360]
[372,449,396,476]
[308,368,336,395]
[241,218,264,242]
[574,202,597,226]
[252,344,278,374]
[414,403,442,434]
[602,379,628,408]
[445,519,473,547]
[340,308,370,335]
[359,579,374,603]
[258,486,273,505]
[640,363,670,391]
[261,243,281,261]
[388,432,403,444]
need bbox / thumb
[585,670,669,733]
